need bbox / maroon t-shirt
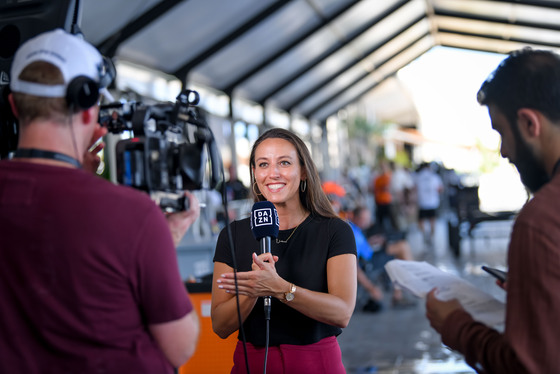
[0,161,192,373]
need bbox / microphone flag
[250,201,279,240]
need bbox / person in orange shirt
[322,180,348,219]
[373,160,397,230]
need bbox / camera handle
[206,132,222,189]
[197,126,222,190]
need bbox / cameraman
[0,29,200,373]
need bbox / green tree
[345,115,387,138]
[476,139,500,174]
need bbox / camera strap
[13,148,82,168]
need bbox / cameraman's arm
[149,310,200,368]
[166,192,201,246]
[137,197,201,368]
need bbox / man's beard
[513,134,549,193]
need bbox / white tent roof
[3,0,560,125]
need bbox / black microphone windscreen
[250,201,279,240]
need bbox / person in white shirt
[414,162,443,243]
[389,162,415,231]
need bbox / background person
[390,162,416,231]
[372,160,398,231]
[225,163,250,201]
[322,180,349,219]
[348,206,416,310]
[0,29,200,374]
[211,128,357,374]
[426,48,560,373]
[414,162,443,245]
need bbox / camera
[99,89,221,212]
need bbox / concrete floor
[338,217,513,374]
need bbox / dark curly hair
[477,48,560,127]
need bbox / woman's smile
[266,183,286,192]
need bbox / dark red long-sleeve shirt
[441,173,560,373]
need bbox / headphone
[66,76,99,110]
[65,56,115,110]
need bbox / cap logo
[26,49,66,64]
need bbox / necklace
[276,214,307,244]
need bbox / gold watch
[284,283,296,302]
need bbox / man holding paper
[425,48,560,373]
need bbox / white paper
[384,259,505,327]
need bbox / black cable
[263,289,271,372]
[263,308,270,374]
[70,0,83,36]
[220,168,250,374]
[72,0,80,25]
[198,112,249,373]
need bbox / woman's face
[253,137,304,206]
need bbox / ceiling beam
[97,0,184,57]
[285,14,425,112]
[172,1,289,84]
[313,2,560,121]
[256,0,410,104]
[315,47,428,123]
[438,28,560,49]
[304,32,430,119]
[222,0,360,95]
[491,0,560,9]
[433,8,560,31]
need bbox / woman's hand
[217,252,282,298]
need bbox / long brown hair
[249,128,338,219]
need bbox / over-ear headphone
[66,75,99,110]
[65,56,115,110]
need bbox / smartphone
[482,266,507,282]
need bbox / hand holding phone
[482,265,507,283]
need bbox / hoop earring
[300,180,307,192]
[253,182,262,196]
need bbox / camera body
[100,90,221,212]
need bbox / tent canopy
[76,0,560,124]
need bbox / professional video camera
[99,89,221,212]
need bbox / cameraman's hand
[83,124,108,173]
[166,191,201,247]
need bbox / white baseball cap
[10,28,114,103]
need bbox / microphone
[250,201,279,320]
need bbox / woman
[211,128,357,374]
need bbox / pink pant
[231,336,346,374]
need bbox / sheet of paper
[384,259,505,327]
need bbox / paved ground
[338,217,513,374]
